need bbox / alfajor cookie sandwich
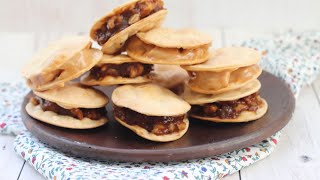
[81,54,153,86]
[127,28,212,65]
[182,47,262,94]
[90,0,167,54]
[22,36,103,91]
[182,80,268,122]
[26,83,109,129]
[152,65,189,94]
[112,84,191,142]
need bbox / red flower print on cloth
[163,176,169,180]
[14,129,283,180]
[181,170,188,178]
[32,156,36,164]
[0,123,6,128]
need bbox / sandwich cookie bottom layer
[26,95,108,129]
[190,93,268,123]
[80,73,152,86]
[113,105,189,142]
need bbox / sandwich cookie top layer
[112,83,191,116]
[97,54,140,65]
[136,28,212,49]
[34,83,108,109]
[30,49,102,91]
[80,74,152,86]
[182,47,261,72]
[22,36,91,79]
[22,37,103,91]
[182,79,261,105]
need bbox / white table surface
[0,29,319,180]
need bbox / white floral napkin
[242,30,320,97]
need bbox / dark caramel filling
[191,93,263,119]
[90,62,153,80]
[96,0,164,45]
[29,94,107,120]
[113,105,186,135]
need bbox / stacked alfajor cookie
[22,37,110,129]
[21,0,269,142]
[84,0,213,142]
[181,47,268,123]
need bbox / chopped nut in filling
[191,93,263,119]
[90,62,153,80]
[113,105,186,135]
[29,94,107,120]
[95,0,164,45]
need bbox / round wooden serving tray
[21,71,295,162]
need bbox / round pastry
[182,79,268,123]
[81,54,153,86]
[90,0,167,54]
[26,83,109,129]
[187,64,262,94]
[22,36,103,91]
[112,84,191,142]
[182,47,261,72]
[127,28,212,65]
[181,47,262,94]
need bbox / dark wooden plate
[21,71,295,162]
